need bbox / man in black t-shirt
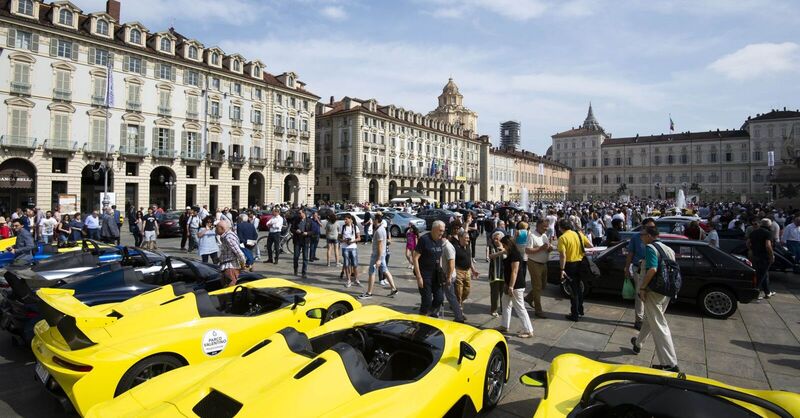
[142,209,159,250]
[747,218,775,299]
[413,220,445,316]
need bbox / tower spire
[582,101,602,131]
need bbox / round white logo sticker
[202,329,228,356]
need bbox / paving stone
[665,314,704,339]
[707,372,772,390]
[672,335,707,364]
[706,350,768,381]
[704,329,758,358]
[765,371,800,392]
[554,328,610,353]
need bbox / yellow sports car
[520,353,800,418]
[31,278,359,416]
[85,305,509,418]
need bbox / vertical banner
[768,150,775,167]
[538,163,544,175]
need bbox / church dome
[442,78,460,94]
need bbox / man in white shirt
[265,208,284,264]
[545,210,558,237]
[781,216,800,262]
[187,208,201,252]
[524,218,550,318]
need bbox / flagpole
[102,57,113,210]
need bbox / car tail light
[52,356,93,372]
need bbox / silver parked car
[380,211,427,237]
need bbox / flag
[105,58,114,107]
[429,159,435,176]
[669,115,674,133]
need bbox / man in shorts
[142,208,159,250]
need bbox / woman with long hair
[497,234,534,338]
[132,210,144,247]
[56,214,71,245]
[325,213,339,267]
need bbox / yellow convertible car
[85,305,509,418]
[31,278,359,416]
[520,354,800,418]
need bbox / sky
[83,0,800,154]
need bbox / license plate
[34,362,49,384]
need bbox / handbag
[577,231,601,279]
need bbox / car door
[664,243,702,299]
[592,243,627,293]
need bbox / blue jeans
[787,241,800,263]
[439,278,465,321]
[418,276,443,316]
[88,228,100,240]
[293,239,308,275]
[368,252,388,276]
[753,259,771,294]
[309,235,319,260]
[342,247,358,267]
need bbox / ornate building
[0,0,318,213]
[426,78,478,133]
[550,104,800,200]
[484,147,570,201]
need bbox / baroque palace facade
[0,0,318,213]
[314,79,570,203]
[550,105,800,200]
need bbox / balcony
[186,111,199,121]
[249,156,267,167]
[158,106,172,117]
[52,88,71,102]
[10,82,31,96]
[274,159,311,172]
[91,95,106,107]
[231,119,243,129]
[207,150,224,164]
[228,154,246,166]
[300,130,310,139]
[151,148,177,159]
[209,114,221,124]
[119,143,148,157]
[333,165,351,175]
[0,135,37,151]
[274,126,285,135]
[338,142,351,149]
[363,166,388,177]
[126,101,142,112]
[181,149,204,161]
[287,128,298,137]
[43,138,75,153]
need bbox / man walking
[440,227,466,322]
[525,218,550,318]
[142,208,159,250]
[216,220,247,287]
[100,207,120,245]
[748,218,776,299]
[413,220,445,316]
[179,207,191,251]
[558,219,592,322]
[291,210,312,278]
[265,208,284,264]
[781,216,800,263]
[631,226,679,372]
[359,213,398,299]
[625,217,656,330]
[112,205,122,245]
[187,207,200,252]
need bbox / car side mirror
[458,341,477,365]
[519,370,548,388]
[292,295,306,310]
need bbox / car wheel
[323,302,352,323]
[390,225,401,238]
[115,354,185,396]
[698,286,737,319]
[482,347,505,410]
[559,280,586,298]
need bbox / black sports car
[0,254,264,344]
[547,239,759,319]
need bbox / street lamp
[92,162,110,209]
[161,175,177,211]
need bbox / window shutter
[168,129,175,147]
[250,109,254,123]
[154,62,161,78]
[123,55,130,71]
[108,52,115,68]
[228,105,232,119]
[30,33,38,52]
[170,67,176,83]
[49,38,58,56]
[70,42,78,61]
[152,127,158,148]
[120,123,127,146]
[139,58,147,75]
[138,125,145,144]
[6,29,15,47]
[88,46,96,64]
[181,131,187,149]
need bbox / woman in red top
[0,217,10,239]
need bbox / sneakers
[388,288,399,298]
[354,280,362,287]
[379,280,389,287]
[766,291,776,298]
[358,292,373,299]
[631,337,641,354]
[345,281,352,288]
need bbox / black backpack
[648,242,682,299]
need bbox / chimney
[329,96,334,105]
[106,0,121,21]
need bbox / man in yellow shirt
[558,218,592,321]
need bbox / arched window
[58,8,73,26]
[253,66,260,77]
[160,38,172,52]
[233,60,240,71]
[96,19,109,35]
[129,28,141,44]
[18,0,33,15]
[211,52,219,65]
[188,46,198,59]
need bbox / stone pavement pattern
[1,231,799,417]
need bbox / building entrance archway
[81,163,114,213]
[283,175,299,204]
[368,179,379,203]
[248,172,265,207]
[388,181,397,200]
[439,183,446,203]
[149,166,177,210]
[0,158,36,214]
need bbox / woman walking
[487,231,506,317]
[197,216,219,264]
[324,213,339,267]
[497,234,534,338]
[405,224,419,270]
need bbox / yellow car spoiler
[37,288,117,350]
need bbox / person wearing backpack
[631,226,679,372]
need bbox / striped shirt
[219,230,246,270]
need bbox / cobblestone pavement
[1,231,799,417]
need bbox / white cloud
[320,5,347,20]
[708,42,799,80]
[78,0,267,26]
[424,0,549,21]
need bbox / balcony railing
[10,82,31,96]
[52,88,71,102]
[207,150,224,163]
[229,154,246,165]
[186,111,199,121]
[249,156,267,166]
[363,166,388,176]
[274,159,311,171]
[119,144,148,156]
[274,126,285,135]
[287,128,298,137]
[1,135,37,150]
[43,138,74,152]
[231,119,243,129]
[300,131,310,138]
[91,95,106,106]
[209,114,221,124]
[152,148,177,159]
[158,106,172,117]
[126,101,142,112]
[181,149,204,161]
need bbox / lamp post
[161,174,177,211]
